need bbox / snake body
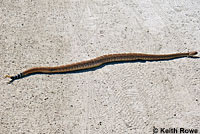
[5,51,198,81]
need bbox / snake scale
[5,51,198,81]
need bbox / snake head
[189,51,198,56]
[188,51,199,58]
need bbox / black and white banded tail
[10,73,23,80]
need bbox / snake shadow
[8,56,199,84]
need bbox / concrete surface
[0,0,200,134]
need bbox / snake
[5,51,198,81]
